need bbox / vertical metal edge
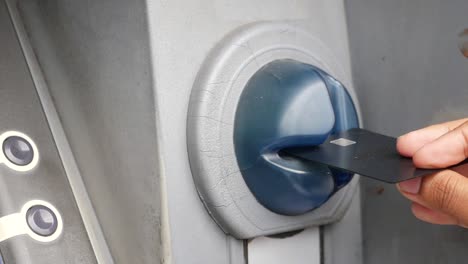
[323,184,363,264]
[144,1,173,263]
[319,226,325,264]
[5,0,114,262]
[228,236,247,264]
[321,2,364,263]
[341,0,364,130]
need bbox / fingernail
[398,177,422,194]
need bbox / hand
[396,118,468,227]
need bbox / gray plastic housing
[187,22,362,239]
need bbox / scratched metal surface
[346,0,468,263]
[0,1,96,262]
[17,0,161,263]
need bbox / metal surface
[146,0,361,262]
[323,183,363,264]
[14,0,161,262]
[0,0,374,262]
[0,0,96,262]
[248,228,320,264]
[7,0,114,261]
[346,0,468,263]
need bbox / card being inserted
[283,128,468,183]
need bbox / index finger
[397,118,468,157]
[413,120,468,168]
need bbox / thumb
[413,120,468,168]
[417,167,468,225]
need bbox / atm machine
[0,0,467,263]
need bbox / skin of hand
[396,118,468,227]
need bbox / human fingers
[411,202,458,225]
[397,181,459,225]
[397,118,468,158]
[399,169,468,226]
[412,120,468,168]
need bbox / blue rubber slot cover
[234,59,359,215]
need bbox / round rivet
[2,136,34,166]
[26,205,58,237]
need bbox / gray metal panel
[7,0,113,261]
[346,0,468,263]
[0,0,96,262]
[16,0,161,263]
[323,185,363,264]
[146,0,359,262]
